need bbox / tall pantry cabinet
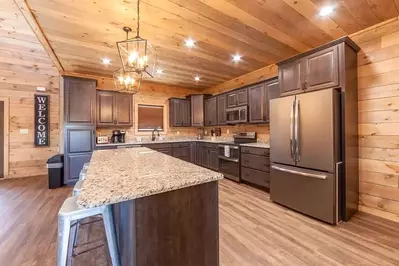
[63,76,97,185]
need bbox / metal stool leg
[67,221,78,266]
[57,216,71,266]
[102,206,120,266]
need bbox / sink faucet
[151,128,160,141]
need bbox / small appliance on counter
[197,127,204,140]
[119,130,126,143]
[111,130,126,144]
[96,135,109,144]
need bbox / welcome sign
[34,94,49,146]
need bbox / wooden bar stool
[57,196,120,266]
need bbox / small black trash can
[47,154,64,189]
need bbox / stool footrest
[73,243,104,257]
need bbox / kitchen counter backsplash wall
[203,124,270,142]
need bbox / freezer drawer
[270,163,337,224]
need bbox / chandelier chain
[136,0,140,37]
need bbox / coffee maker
[111,130,126,143]
[111,130,120,143]
[118,130,126,143]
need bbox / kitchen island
[77,147,223,266]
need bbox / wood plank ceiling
[20,0,399,89]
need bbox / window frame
[134,102,168,135]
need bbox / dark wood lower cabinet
[240,147,270,189]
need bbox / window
[137,104,164,131]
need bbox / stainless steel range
[218,132,256,182]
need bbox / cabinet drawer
[241,167,270,188]
[202,143,218,149]
[172,142,190,148]
[241,154,270,172]
[145,143,172,149]
[241,146,269,157]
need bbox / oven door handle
[218,156,239,163]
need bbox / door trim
[0,97,9,178]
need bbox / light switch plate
[227,129,230,134]
[20,129,29,134]
[177,131,180,135]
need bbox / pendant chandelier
[113,0,157,94]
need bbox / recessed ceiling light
[156,69,164,74]
[185,38,195,47]
[194,76,200,81]
[319,6,334,17]
[102,58,111,65]
[232,54,242,62]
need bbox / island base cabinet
[113,181,219,266]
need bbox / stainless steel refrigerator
[270,89,344,224]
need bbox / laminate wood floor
[0,176,398,266]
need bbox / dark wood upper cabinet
[191,95,205,127]
[279,42,341,96]
[217,94,227,125]
[169,98,190,127]
[267,79,280,100]
[116,93,133,125]
[205,96,217,126]
[248,78,279,123]
[96,91,132,127]
[248,83,265,123]
[64,77,96,126]
[303,46,339,91]
[97,91,115,126]
[278,60,302,96]
[227,88,248,108]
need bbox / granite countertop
[95,138,234,147]
[239,142,270,149]
[77,147,223,208]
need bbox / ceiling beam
[13,0,65,72]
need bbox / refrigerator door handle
[271,165,327,180]
[294,99,300,162]
[290,99,295,161]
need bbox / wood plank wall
[351,18,399,222]
[0,1,60,178]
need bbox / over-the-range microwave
[226,105,248,124]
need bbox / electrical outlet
[227,129,230,134]
[36,87,46,92]
[177,131,180,135]
[20,129,29,134]
[205,130,208,135]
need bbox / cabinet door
[65,128,95,153]
[217,94,227,125]
[265,80,279,122]
[209,149,219,171]
[279,60,302,96]
[237,88,248,106]
[248,84,265,123]
[182,100,191,127]
[116,93,132,126]
[64,153,92,185]
[64,77,96,126]
[205,97,217,126]
[196,143,203,165]
[304,46,339,92]
[267,80,280,100]
[97,91,115,126]
[201,148,210,168]
[170,99,182,127]
[191,95,204,126]
[190,142,197,163]
[227,92,237,108]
